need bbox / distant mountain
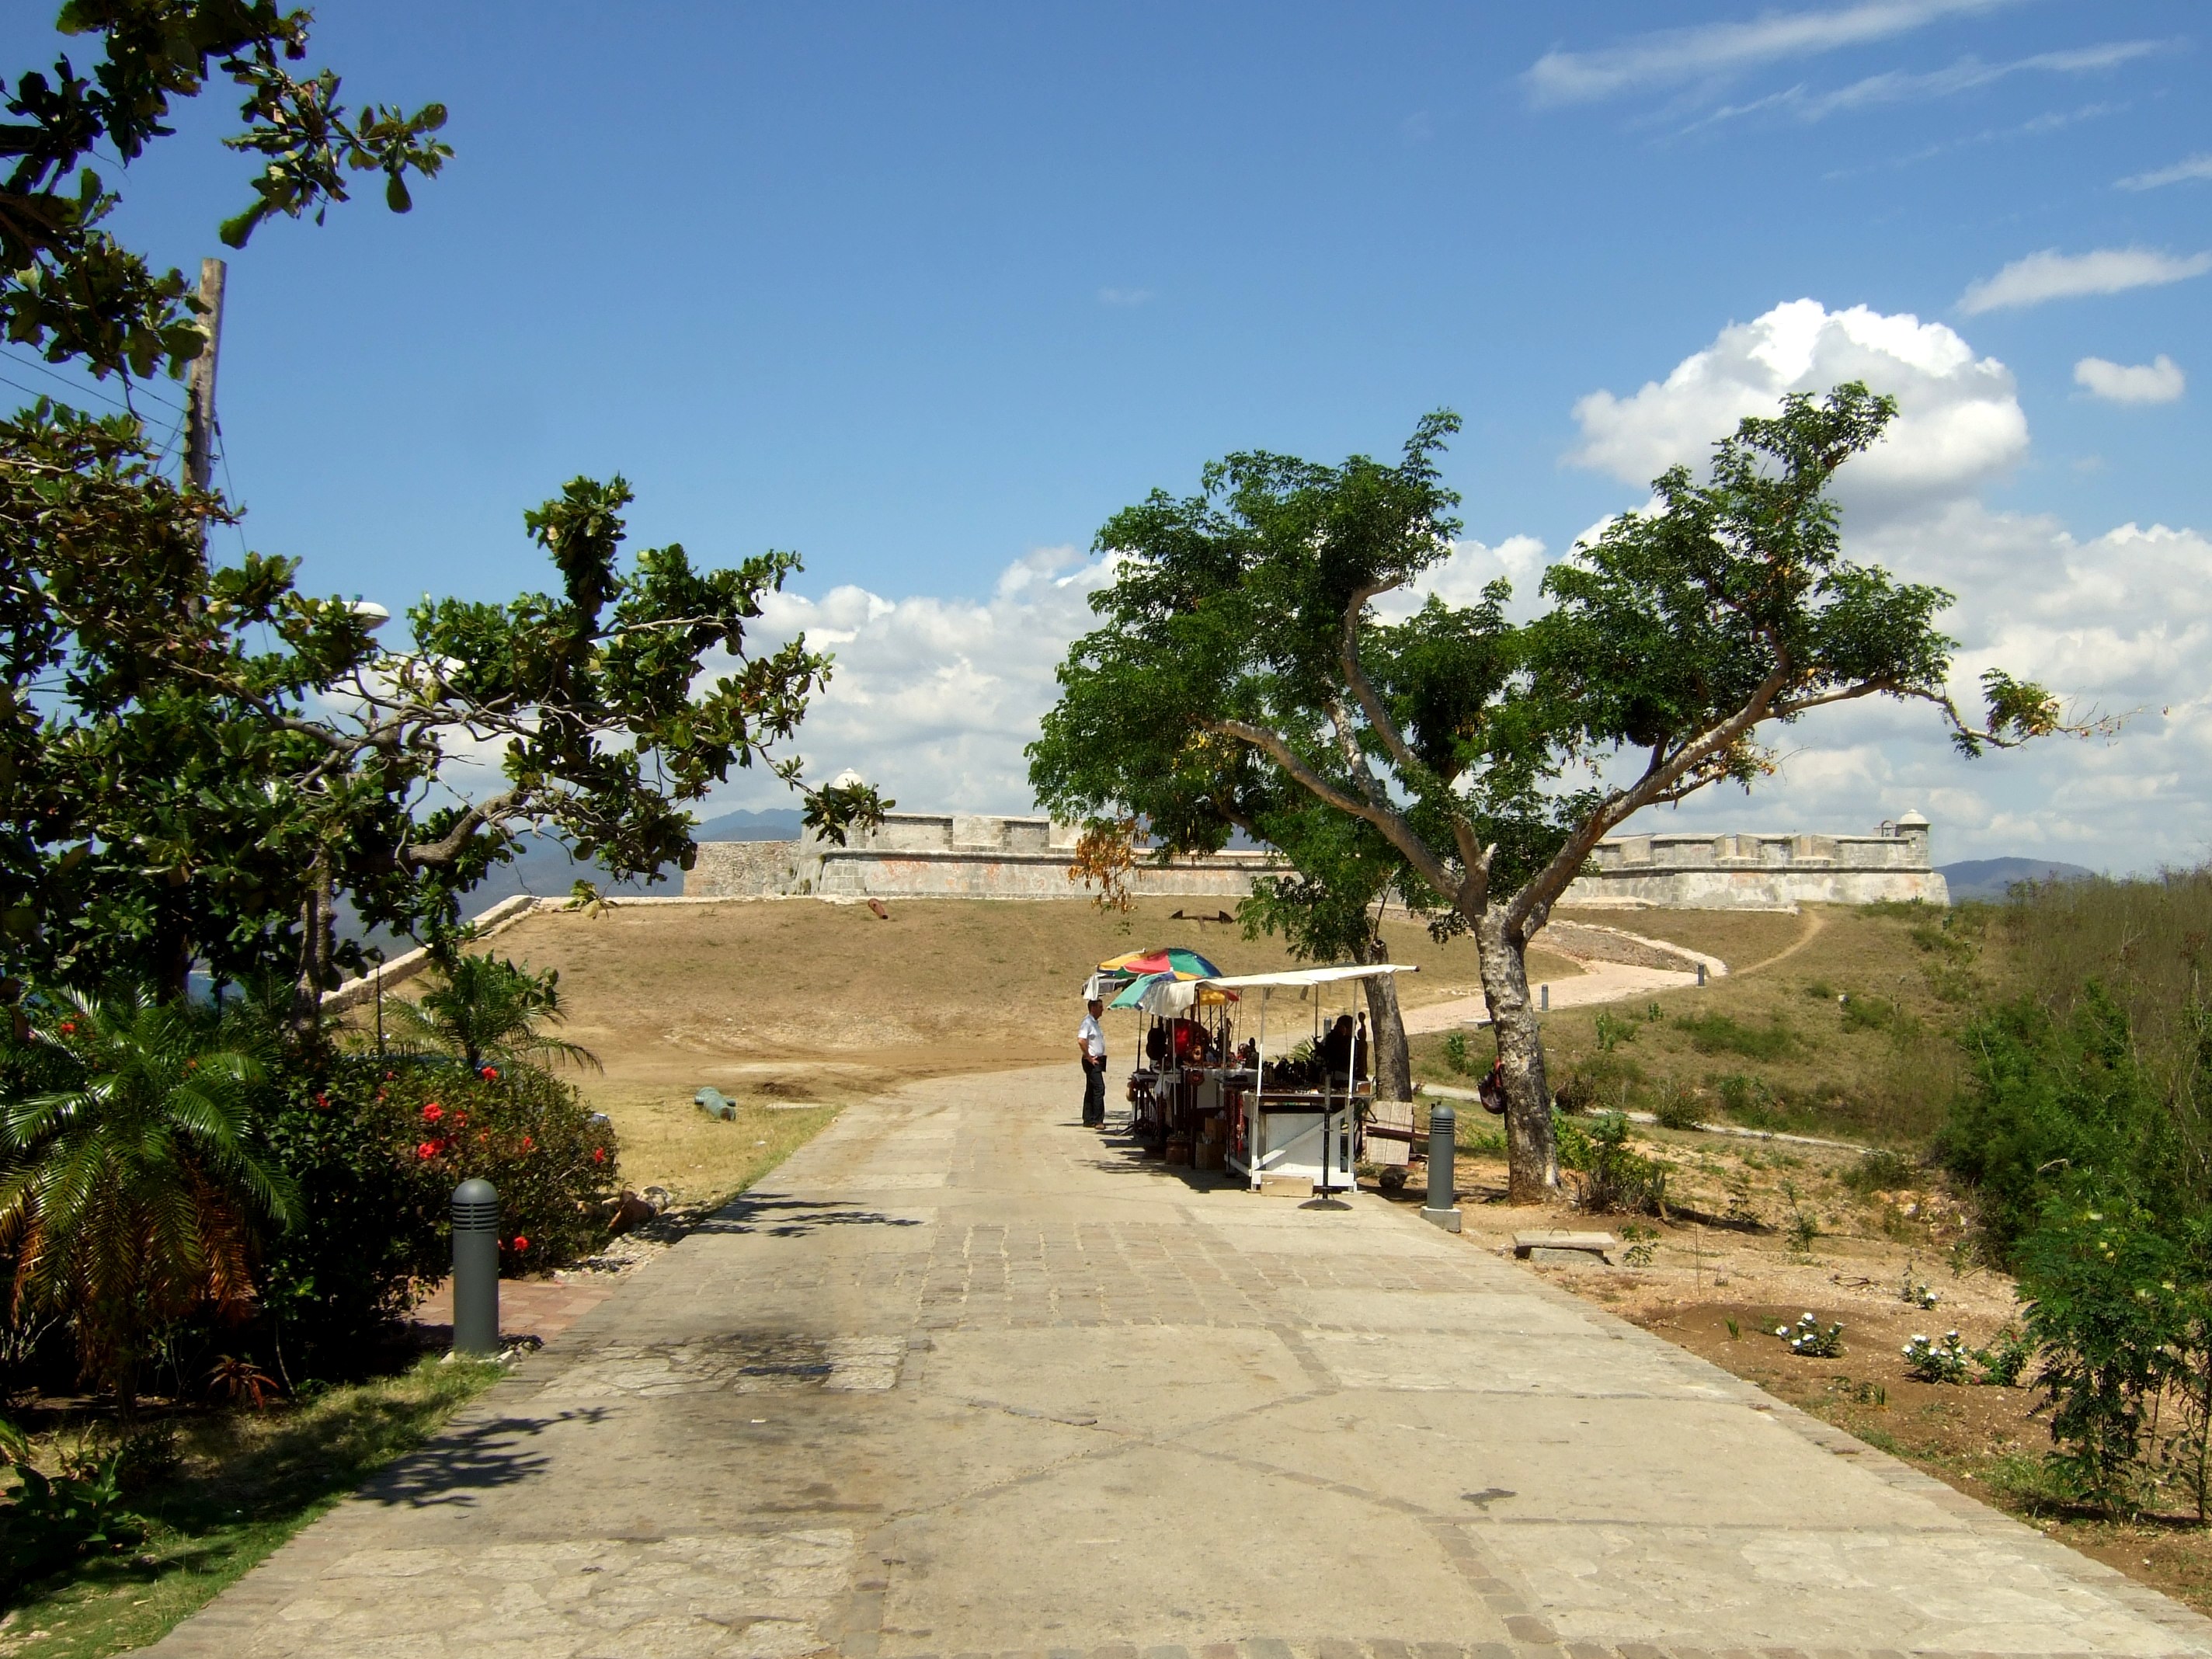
[691,807,805,841]
[1939,857,2099,903]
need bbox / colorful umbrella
[1096,946,1223,981]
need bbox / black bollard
[451,1177,500,1358]
[1422,1102,1462,1233]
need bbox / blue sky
[6,2,2210,868]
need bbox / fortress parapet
[686,809,1946,909]
[1561,812,1945,909]
[684,812,1274,901]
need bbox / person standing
[1077,996,1108,1125]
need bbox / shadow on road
[360,1408,610,1508]
[697,1195,929,1238]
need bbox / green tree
[2,2,450,381]
[1034,390,2064,1201]
[0,986,297,1405]
[385,952,598,1074]
[0,9,883,1018]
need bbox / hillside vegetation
[1420,903,1969,1146]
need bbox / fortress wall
[686,810,1949,909]
[1560,812,1946,910]
[683,814,1277,901]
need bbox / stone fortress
[683,809,1949,909]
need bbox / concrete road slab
[141,1067,2212,1659]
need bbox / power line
[214,422,251,561]
[0,345,188,418]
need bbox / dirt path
[144,1066,2212,1658]
[1402,958,1702,1032]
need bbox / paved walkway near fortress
[147,1069,2212,1659]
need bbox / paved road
[145,1068,2212,1659]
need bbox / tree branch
[1207,717,1459,898]
[402,789,523,869]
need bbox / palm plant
[0,987,298,1407]
[387,953,600,1073]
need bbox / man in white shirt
[1077,997,1108,1126]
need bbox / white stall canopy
[1134,961,1418,1017]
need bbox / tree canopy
[1034,387,2071,1200]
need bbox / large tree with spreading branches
[1032,388,2075,1202]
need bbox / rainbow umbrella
[1097,946,1223,981]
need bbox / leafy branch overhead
[2,2,451,379]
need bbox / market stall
[1134,963,1417,1191]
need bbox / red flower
[416,1141,440,1160]
[591,1146,606,1163]
[57,1021,75,1035]
[314,1093,330,1111]
[421,1103,443,1123]
[454,1111,468,1126]
[511,1235,529,1251]
[521,1136,534,1153]
[480,1065,499,1080]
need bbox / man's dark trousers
[1082,1058,1106,1125]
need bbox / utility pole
[183,256,226,496]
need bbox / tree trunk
[1476,909,1558,1204]
[291,857,335,1038]
[1355,934,1411,1104]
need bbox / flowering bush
[367,1059,620,1271]
[254,1052,620,1376]
[1903,1330,1970,1383]
[1776,1312,1845,1358]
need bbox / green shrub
[1441,1030,1475,1076]
[1650,1080,1703,1130]
[1674,1011,1793,1060]
[254,1056,449,1378]
[1973,1325,2032,1387]
[1592,1010,1638,1052]
[1842,1147,1917,1194]
[1902,1330,1970,1383]
[1936,986,2184,1259]
[370,1059,620,1272]
[256,1053,620,1376]
[1839,993,1897,1034]
[1776,1313,1844,1357]
[1713,1072,1776,1122]
[2016,1199,2176,1513]
[0,1418,136,1591]
[1568,1112,1668,1217]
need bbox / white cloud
[2075,354,2186,404]
[1568,298,2026,507]
[1524,0,2013,106]
[1779,40,2157,120]
[706,301,2212,871]
[1372,535,1550,624]
[2119,153,2212,191]
[1960,246,2212,314]
[720,546,1117,815]
[1574,304,2212,870]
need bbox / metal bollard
[1697,961,1707,986]
[451,1177,500,1358]
[1539,983,1549,1011]
[1422,1103,1462,1233]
